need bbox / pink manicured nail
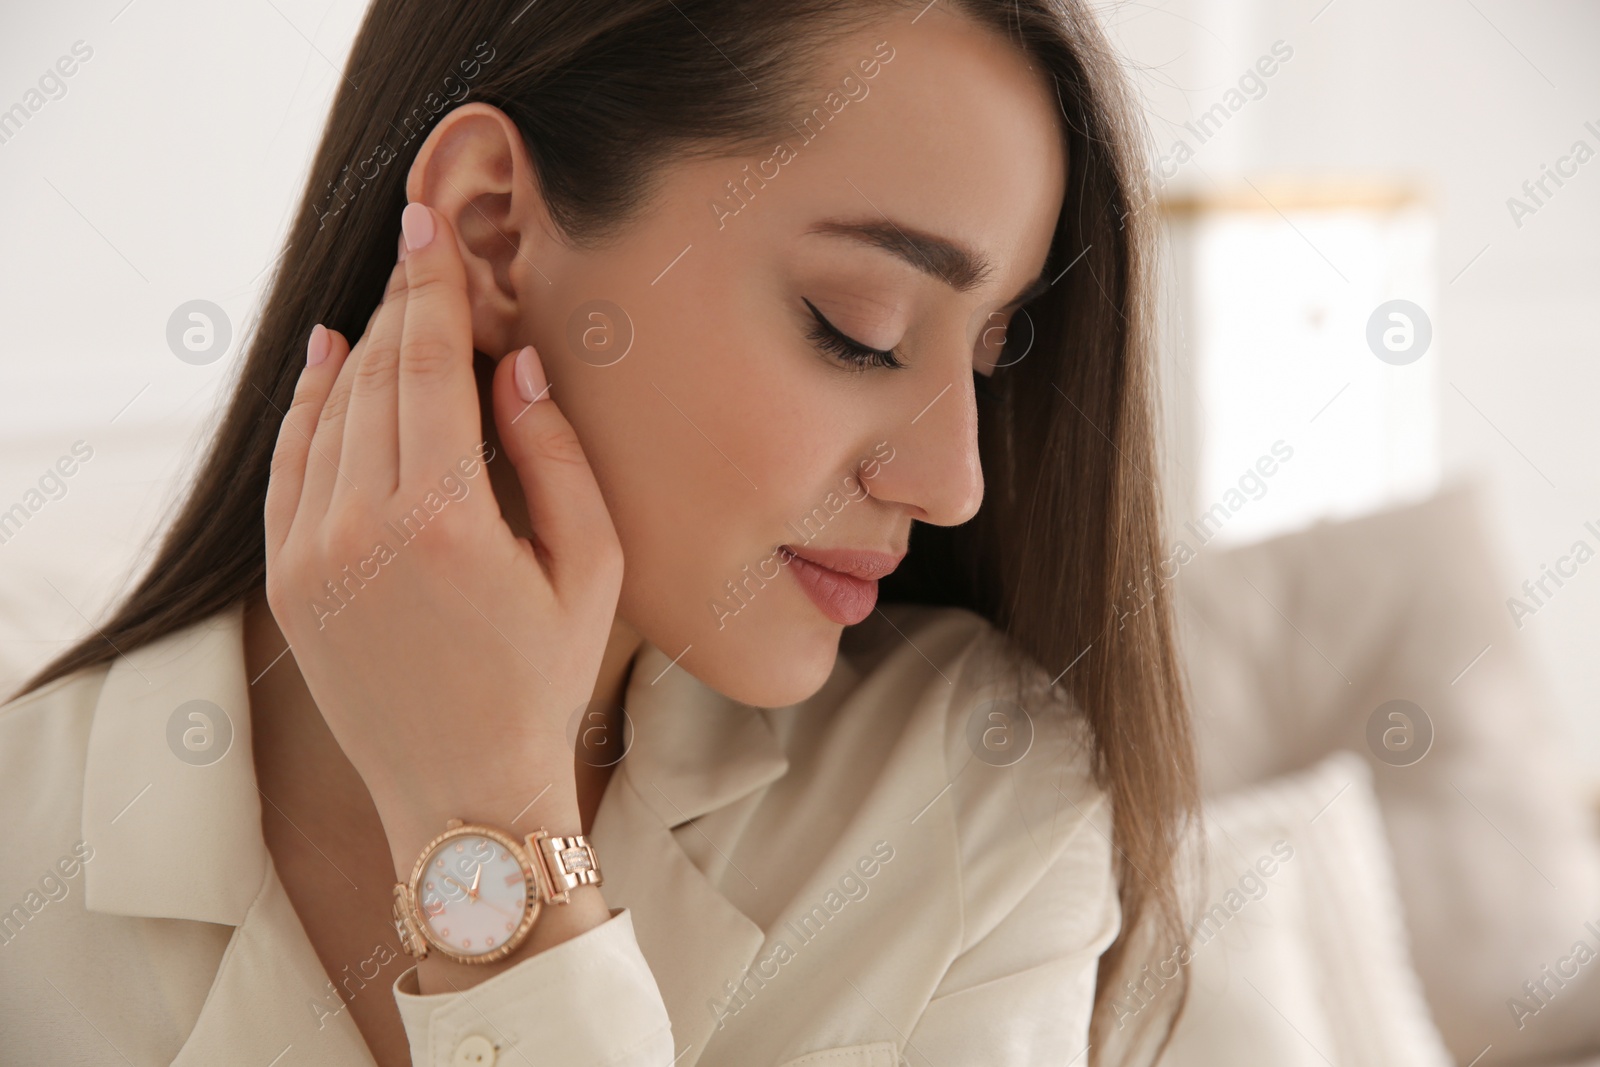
[401,202,434,252]
[514,346,547,403]
[306,324,330,366]
[397,230,407,263]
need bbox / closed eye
[801,298,906,370]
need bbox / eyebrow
[806,216,1053,310]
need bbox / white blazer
[0,601,1117,1066]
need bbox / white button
[451,1034,497,1066]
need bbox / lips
[780,544,905,626]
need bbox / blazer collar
[616,640,791,829]
[81,603,267,926]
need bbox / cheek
[556,309,851,700]
[590,316,825,579]
[531,240,864,705]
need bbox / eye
[801,297,906,370]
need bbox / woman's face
[417,9,1066,707]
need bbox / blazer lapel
[80,605,373,1064]
[173,862,376,1066]
[589,639,791,1065]
[592,779,766,1064]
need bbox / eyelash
[802,298,906,371]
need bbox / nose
[861,373,984,527]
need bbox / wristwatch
[392,818,603,965]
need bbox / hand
[263,202,623,869]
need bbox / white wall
[1106,0,1600,776]
[0,0,366,685]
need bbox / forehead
[676,11,1068,295]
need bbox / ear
[404,103,556,361]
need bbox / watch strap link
[531,830,603,904]
[392,881,431,961]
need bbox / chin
[630,581,848,709]
[702,614,843,708]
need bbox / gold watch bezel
[393,820,544,966]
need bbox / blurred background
[2,2,1597,1064]
[1107,0,1599,765]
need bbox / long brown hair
[21,0,1197,1059]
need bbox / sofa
[1157,481,1600,1066]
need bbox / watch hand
[441,874,476,901]
[439,877,516,919]
[470,863,482,897]
[474,896,518,920]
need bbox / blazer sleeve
[392,906,674,1066]
[903,789,1122,1064]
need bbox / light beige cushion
[1160,751,1452,1066]
[1173,481,1600,1064]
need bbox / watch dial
[418,834,529,956]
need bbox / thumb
[491,345,622,600]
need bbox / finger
[297,318,364,519]
[396,203,481,484]
[492,344,622,601]
[337,253,411,498]
[265,324,354,557]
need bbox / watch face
[417,832,530,957]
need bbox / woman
[2,0,1198,1064]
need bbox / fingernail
[397,230,407,263]
[307,324,330,366]
[401,202,434,253]
[514,345,547,403]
